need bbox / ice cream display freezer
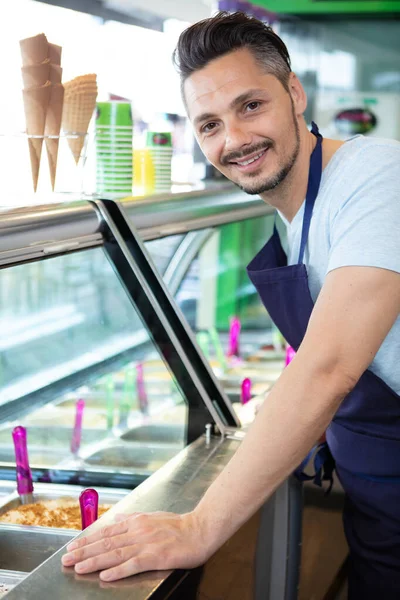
[0,187,301,599]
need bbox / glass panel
[151,215,286,403]
[0,247,188,476]
[145,234,184,275]
[174,215,276,334]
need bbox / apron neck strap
[298,122,323,264]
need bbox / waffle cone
[45,84,64,190]
[62,92,97,164]
[65,74,96,86]
[20,33,48,66]
[23,82,51,191]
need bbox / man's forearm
[194,355,350,554]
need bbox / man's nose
[224,121,252,153]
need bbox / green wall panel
[253,0,400,15]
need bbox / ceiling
[104,0,213,22]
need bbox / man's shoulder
[334,134,400,166]
[323,135,400,192]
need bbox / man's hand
[61,511,211,582]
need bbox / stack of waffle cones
[62,74,98,165]
[20,33,64,191]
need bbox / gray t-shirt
[280,135,400,394]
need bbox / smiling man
[62,12,400,599]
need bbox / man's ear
[288,73,307,116]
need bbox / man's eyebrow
[229,89,267,110]
[193,89,267,128]
[193,112,217,128]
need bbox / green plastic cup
[146,131,172,148]
[96,102,133,127]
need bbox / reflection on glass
[153,215,286,403]
[0,247,188,476]
[145,234,184,276]
[174,215,276,333]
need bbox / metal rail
[0,186,273,267]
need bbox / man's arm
[62,265,400,581]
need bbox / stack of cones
[62,74,98,165]
[20,33,64,191]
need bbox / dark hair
[173,11,292,96]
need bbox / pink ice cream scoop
[79,488,99,530]
[227,316,241,357]
[12,426,33,504]
[285,345,296,366]
[136,363,149,415]
[71,399,85,455]
[240,377,252,405]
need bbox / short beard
[236,108,300,196]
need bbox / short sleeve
[327,143,400,275]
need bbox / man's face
[185,48,301,195]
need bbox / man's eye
[246,101,261,111]
[202,122,218,133]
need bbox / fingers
[69,544,140,575]
[99,553,158,582]
[66,519,130,552]
[62,533,134,566]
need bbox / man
[62,12,400,598]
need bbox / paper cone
[20,33,48,66]
[21,64,50,88]
[49,64,62,84]
[23,82,51,191]
[44,84,64,190]
[48,43,62,65]
[62,92,97,164]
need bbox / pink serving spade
[227,316,241,357]
[79,488,99,530]
[71,399,85,456]
[285,345,296,366]
[240,378,252,405]
[12,426,34,505]
[136,363,149,415]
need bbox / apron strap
[294,441,335,494]
[273,212,279,236]
[298,122,323,265]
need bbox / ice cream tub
[0,569,28,597]
[78,440,182,476]
[0,426,107,448]
[0,483,128,531]
[0,524,74,572]
[0,444,66,467]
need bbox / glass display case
[142,198,286,402]
[1,188,258,489]
[0,185,302,600]
[0,185,282,487]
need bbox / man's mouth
[229,148,268,172]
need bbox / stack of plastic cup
[145,131,172,193]
[95,101,133,197]
[132,148,155,196]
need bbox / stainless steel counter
[5,433,244,600]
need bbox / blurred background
[1,0,399,191]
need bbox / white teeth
[237,150,265,166]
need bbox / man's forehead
[184,49,269,118]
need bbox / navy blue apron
[247,122,400,599]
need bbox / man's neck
[259,123,344,223]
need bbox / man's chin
[234,177,282,196]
